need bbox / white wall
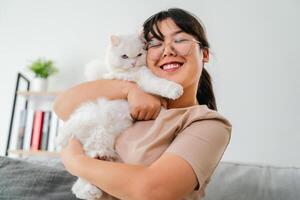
[0,0,299,167]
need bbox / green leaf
[27,58,58,78]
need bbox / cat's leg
[55,118,78,148]
[55,128,71,148]
[136,66,183,100]
[55,113,87,148]
[72,178,103,200]
[84,126,118,160]
[102,72,115,80]
[84,100,132,160]
[57,101,107,148]
[103,71,135,82]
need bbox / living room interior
[0,0,299,199]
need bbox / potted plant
[28,58,58,92]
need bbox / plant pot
[31,77,48,92]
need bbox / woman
[54,8,232,200]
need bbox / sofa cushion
[203,161,300,200]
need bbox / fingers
[152,107,161,119]
[128,91,167,121]
[137,109,147,121]
[145,108,156,120]
[161,98,168,108]
[130,108,138,121]
[130,105,160,121]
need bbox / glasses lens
[147,38,196,61]
[173,40,193,56]
[147,38,163,61]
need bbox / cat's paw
[166,83,184,100]
[73,183,103,200]
[86,149,118,161]
[102,73,115,80]
[54,134,69,148]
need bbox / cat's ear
[110,35,120,47]
[137,27,146,43]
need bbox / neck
[167,84,199,109]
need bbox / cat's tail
[84,59,107,81]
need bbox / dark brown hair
[143,8,217,110]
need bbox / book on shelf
[40,111,52,150]
[47,112,60,152]
[16,109,27,149]
[30,111,45,150]
[23,109,35,150]
[11,109,61,153]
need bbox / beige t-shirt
[106,105,232,200]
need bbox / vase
[31,77,48,92]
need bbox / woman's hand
[126,84,167,121]
[60,137,85,176]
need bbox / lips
[160,61,184,72]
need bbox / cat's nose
[131,61,137,67]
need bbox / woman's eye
[174,38,189,43]
[147,39,163,48]
[137,53,143,57]
[121,54,129,59]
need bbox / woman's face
[146,18,209,90]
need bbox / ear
[202,48,209,63]
[137,27,146,43]
[110,35,120,47]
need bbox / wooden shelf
[8,149,60,157]
[17,91,61,101]
[17,91,61,97]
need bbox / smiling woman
[143,10,213,111]
[54,8,232,200]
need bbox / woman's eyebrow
[148,30,184,40]
[171,30,184,36]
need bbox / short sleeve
[164,119,232,192]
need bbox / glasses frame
[145,37,202,60]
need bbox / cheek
[146,55,151,67]
[189,48,204,73]
[176,51,203,87]
[146,56,157,72]
[190,56,203,76]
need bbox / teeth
[162,63,181,70]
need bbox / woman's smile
[159,61,184,72]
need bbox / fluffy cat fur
[56,33,183,200]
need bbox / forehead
[152,18,185,38]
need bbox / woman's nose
[162,43,177,58]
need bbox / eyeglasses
[145,37,202,61]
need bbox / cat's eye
[137,53,142,57]
[121,54,129,59]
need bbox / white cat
[56,33,183,200]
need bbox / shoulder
[164,105,232,155]
[162,104,232,135]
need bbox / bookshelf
[8,149,60,157]
[17,91,60,99]
[5,72,62,157]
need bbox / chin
[156,73,185,87]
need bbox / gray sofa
[203,161,300,200]
[0,156,299,200]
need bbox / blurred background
[0,0,299,167]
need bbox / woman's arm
[53,79,132,121]
[54,79,166,121]
[62,138,196,200]
[61,120,231,200]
